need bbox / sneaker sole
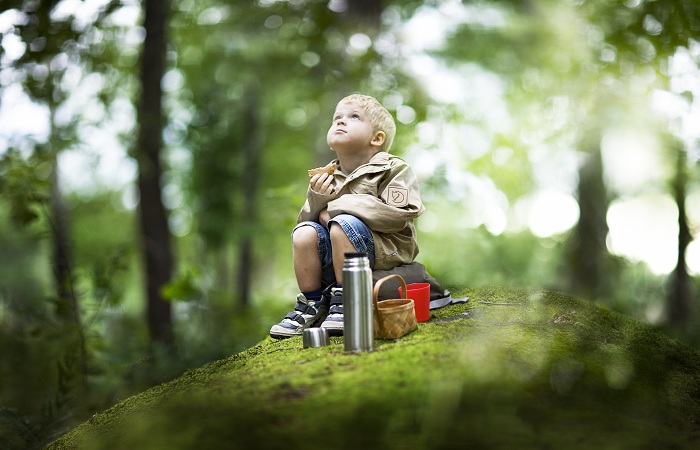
[269,324,304,340]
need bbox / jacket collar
[334,152,392,177]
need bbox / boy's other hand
[310,173,333,195]
[319,208,330,227]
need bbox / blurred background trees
[0,0,698,447]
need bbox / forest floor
[45,286,700,449]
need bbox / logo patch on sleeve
[387,187,409,207]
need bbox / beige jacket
[298,152,425,270]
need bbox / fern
[0,407,42,449]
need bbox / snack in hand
[308,162,336,178]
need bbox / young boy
[269,94,424,339]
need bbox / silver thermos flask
[343,252,374,353]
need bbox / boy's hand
[310,173,333,195]
[319,208,330,227]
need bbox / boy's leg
[320,215,375,336]
[293,225,323,292]
[270,223,334,339]
[329,222,358,284]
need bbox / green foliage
[67,193,135,307]
[582,0,700,60]
[0,305,88,449]
[0,151,51,226]
[161,268,201,302]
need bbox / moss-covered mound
[45,287,700,449]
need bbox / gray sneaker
[269,293,328,339]
[320,287,344,336]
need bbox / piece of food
[308,162,336,178]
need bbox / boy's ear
[371,131,386,148]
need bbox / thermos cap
[303,328,330,348]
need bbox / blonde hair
[338,94,396,151]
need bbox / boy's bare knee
[292,225,318,248]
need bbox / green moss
[45,287,700,449]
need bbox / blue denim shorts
[293,214,375,286]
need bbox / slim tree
[567,137,614,299]
[668,143,693,327]
[136,0,174,349]
[236,84,262,306]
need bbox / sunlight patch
[607,194,678,275]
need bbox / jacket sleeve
[297,186,334,223]
[326,162,424,233]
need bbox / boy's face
[327,101,382,152]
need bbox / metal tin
[303,328,329,348]
[343,252,374,353]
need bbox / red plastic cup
[398,282,430,322]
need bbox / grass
[45,286,700,449]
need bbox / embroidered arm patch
[387,186,409,207]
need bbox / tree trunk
[567,140,613,300]
[236,85,262,306]
[137,0,174,349]
[48,151,89,395]
[668,144,693,327]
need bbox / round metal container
[303,328,329,348]
[343,253,374,353]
